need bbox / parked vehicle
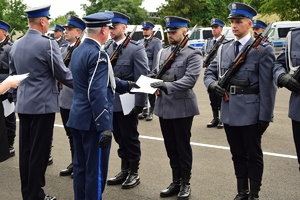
[188,27,235,48]
[126,24,165,45]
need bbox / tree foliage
[50,11,78,27]
[82,0,149,25]
[259,0,300,20]
[1,0,27,34]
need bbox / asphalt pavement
[1,71,300,200]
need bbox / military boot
[122,160,140,189]
[138,108,148,119]
[248,180,261,200]
[234,178,249,200]
[207,110,219,128]
[160,168,181,197]
[48,145,53,165]
[107,159,129,185]
[177,171,191,200]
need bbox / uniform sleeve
[152,39,162,71]
[273,41,288,86]
[166,49,202,94]
[88,51,110,132]
[115,77,129,94]
[133,45,149,107]
[203,53,219,89]
[46,39,73,88]
[259,44,277,122]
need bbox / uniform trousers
[292,120,300,165]
[159,117,193,172]
[71,128,110,200]
[148,93,156,108]
[0,103,9,162]
[224,123,263,181]
[113,111,141,162]
[209,92,221,112]
[60,107,73,158]
[19,113,55,200]
[5,111,16,145]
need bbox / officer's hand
[129,106,144,115]
[127,81,140,92]
[146,73,156,78]
[161,74,176,82]
[99,130,112,149]
[278,73,300,92]
[258,120,269,135]
[7,93,13,103]
[150,81,168,94]
[208,81,225,97]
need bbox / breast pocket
[290,50,300,66]
[236,63,258,83]
[170,61,184,78]
[115,59,132,79]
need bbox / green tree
[82,0,149,24]
[50,11,78,27]
[259,0,300,20]
[1,0,27,34]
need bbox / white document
[130,75,163,94]
[2,99,15,117]
[119,93,135,115]
[1,73,29,94]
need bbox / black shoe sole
[121,179,140,189]
[48,160,53,166]
[107,178,127,185]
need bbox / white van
[188,27,234,48]
[126,25,165,45]
[267,21,300,48]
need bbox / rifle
[218,23,272,102]
[0,28,14,48]
[144,28,160,47]
[63,32,84,67]
[203,29,229,68]
[110,25,137,67]
[155,24,197,80]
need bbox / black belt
[0,69,9,74]
[228,86,259,94]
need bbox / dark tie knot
[235,41,240,57]
[67,46,71,51]
[113,42,118,51]
[213,40,216,45]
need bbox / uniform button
[97,123,100,126]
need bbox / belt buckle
[230,86,236,94]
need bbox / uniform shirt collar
[115,37,125,46]
[213,35,222,41]
[235,33,251,47]
[86,37,101,47]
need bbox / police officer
[66,11,134,199]
[150,16,202,199]
[0,20,16,157]
[53,24,67,47]
[138,21,162,121]
[203,18,226,129]
[251,20,267,38]
[9,4,73,200]
[204,3,276,200]
[273,27,300,172]
[58,15,86,178]
[105,11,149,189]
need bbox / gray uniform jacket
[0,42,12,82]
[59,44,73,109]
[154,45,202,119]
[9,29,73,114]
[142,37,162,71]
[204,37,277,126]
[273,28,300,122]
[106,40,149,112]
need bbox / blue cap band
[69,19,85,30]
[27,10,50,18]
[112,17,128,24]
[0,24,9,31]
[230,9,254,19]
[166,21,188,28]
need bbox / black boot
[48,145,53,165]
[145,107,153,121]
[60,139,74,176]
[107,159,129,185]
[122,160,140,189]
[207,110,219,128]
[138,108,148,119]
[177,171,191,200]
[234,178,249,200]
[160,168,181,197]
[248,180,261,200]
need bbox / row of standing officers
[1,2,300,200]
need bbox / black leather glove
[278,73,300,92]
[161,74,176,82]
[99,130,112,149]
[129,106,144,115]
[7,93,13,103]
[146,73,156,78]
[150,81,168,94]
[127,81,140,92]
[208,81,225,97]
[258,120,269,135]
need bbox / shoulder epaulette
[222,39,234,44]
[260,41,272,47]
[130,40,139,45]
[42,35,55,40]
[7,41,13,46]
[188,45,195,50]
[290,27,300,32]
[61,43,68,47]
[163,44,170,49]
[207,38,213,41]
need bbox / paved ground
[1,71,300,200]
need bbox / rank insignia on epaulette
[98,58,107,63]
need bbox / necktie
[213,40,216,45]
[235,41,240,57]
[67,45,71,51]
[113,42,118,51]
